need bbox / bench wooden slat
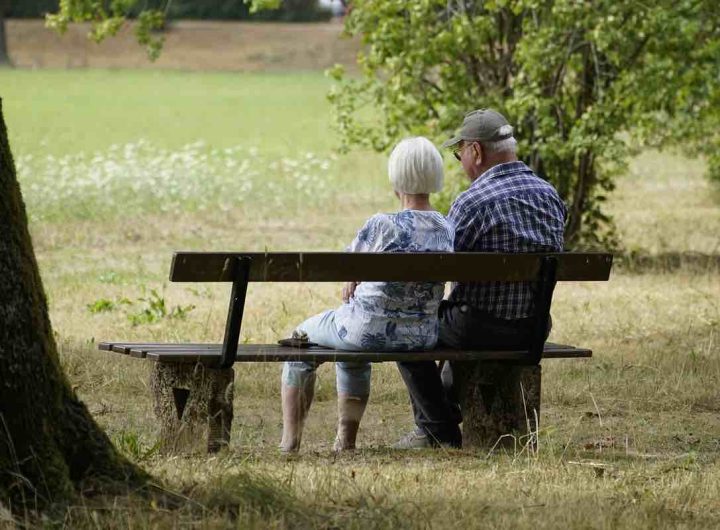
[170,252,613,283]
[128,344,222,358]
[99,342,219,356]
[101,342,591,364]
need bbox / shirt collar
[471,161,532,187]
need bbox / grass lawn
[1,69,341,154]
[1,69,719,528]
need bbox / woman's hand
[342,281,360,303]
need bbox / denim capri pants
[281,310,371,397]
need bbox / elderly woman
[280,136,453,453]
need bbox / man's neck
[472,154,519,181]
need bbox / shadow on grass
[9,467,418,530]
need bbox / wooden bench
[100,251,613,452]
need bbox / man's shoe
[392,428,432,449]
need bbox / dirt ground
[6,19,360,71]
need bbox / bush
[328,1,720,248]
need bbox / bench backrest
[170,252,613,282]
[168,251,613,369]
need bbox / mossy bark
[0,99,148,511]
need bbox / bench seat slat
[100,342,219,357]
[101,342,591,364]
[100,342,218,351]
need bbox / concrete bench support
[454,362,541,450]
[150,362,234,453]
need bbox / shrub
[328,1,720,248]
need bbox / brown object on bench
[99,251,613,453]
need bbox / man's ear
[473,143,483,168]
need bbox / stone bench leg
[453,362,541,450]
[150,362,234,453]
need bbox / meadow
[1,69,719,529]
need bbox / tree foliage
[20,0,331,22]
[164,0,332,21]
[45,0,286,59]
[328,0,720,247]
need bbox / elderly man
[395,109,567,449]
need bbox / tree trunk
[565,151,595,246]
[565,44,598,246]
[0,2,10,67]
[0,99,148,511]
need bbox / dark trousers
[396,301,536,447]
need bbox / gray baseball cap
[441,108,513,148]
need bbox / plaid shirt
[447,161,566,320]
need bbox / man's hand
[342,281,360,303]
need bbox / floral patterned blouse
[334,210,454,351]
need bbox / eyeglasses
[452,145,464,161]
[452,142,474,161]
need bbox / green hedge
[8,0,58,17]
[8,0,333,21]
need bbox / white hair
[481,136,518,154]
[388,137,444,194]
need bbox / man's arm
[448,193,488,252]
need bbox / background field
[5,19,359,72]
[1,68,719,528]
